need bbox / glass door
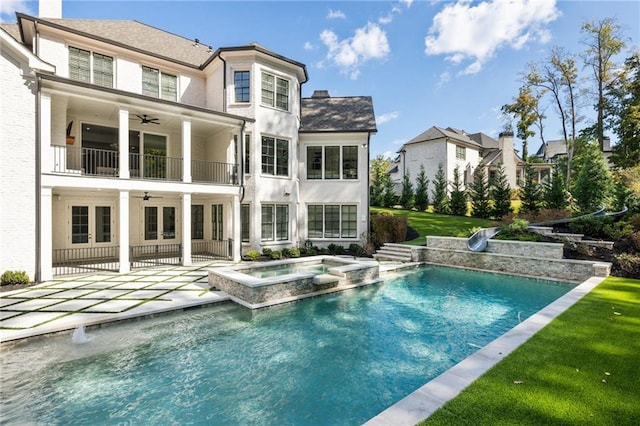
[144,205,177,241]
[70,205,112,247]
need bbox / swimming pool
[0,266,571,425]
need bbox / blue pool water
[0,266,571,425]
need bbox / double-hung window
[261,72,289,111]
[261,136,288,176]
[261,204,288,241]
[307,205,358,238]
[241,204,250,242]
[69,46,113,88]
[456,145,466,160]
[234,71,250,103]
[142,66,177,101]
[306,146,358,180]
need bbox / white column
[40,187,53,282]
[182,119,192,183]
[119,107,130,179]
[182,193,192,265]
[40,93,53,174]
[119,190,130,273]
[232,194,241,261]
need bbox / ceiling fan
[135,114,160,125]
[134,192,163,201]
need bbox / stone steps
[373,243,413,262]
[528,226,614,248]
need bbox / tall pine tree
[490,164,513,219]
[399,172,415,209]
[543,163,568,210]
[469,162,491,218]
[431,163,449,214]
[520,162,542,214]
[449,166,468,216]
[572,139,614,213]
[414,165,430,212]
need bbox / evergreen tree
[449,166,468,216]
[571,139,614,213]
[543,163,568,210]
[490,164,513,219]
[382,174,397,208]
[399,172,415,209]
[608,53,640,169]
[520,162,542,214]
[414,165,430,212]
[431,163,449,214]
[369,156,389,206]
[469,162,491,218]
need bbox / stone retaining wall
[426,236,564,259]
[416,237,610,282]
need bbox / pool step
[373,243,413,262]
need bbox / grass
[370,207,492,245]
[421,276,640,425]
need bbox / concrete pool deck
[0,260,605,425]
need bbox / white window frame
[261,71,289,111]
[261,203,289,242]
[261,136,289,177]
[68,46,114,88]
[142,65,177,101]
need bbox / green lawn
[421,276,640,425]
[370,207,491,245]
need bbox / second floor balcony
[51,145,238,185]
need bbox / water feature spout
[72,325,93,344]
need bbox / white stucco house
[389,126,527,195]
[0,1,376,282]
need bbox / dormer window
[261,72,289,111]
[69,46,113,88]
[142,66,177,101]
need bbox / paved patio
[0,261,234,343]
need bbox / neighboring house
[0,1,376,282]
[390,126,535,196]
[534,137,613,165]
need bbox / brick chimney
[498,131,517,188]
[39,0,62,19]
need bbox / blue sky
[2,0,639,159]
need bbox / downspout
[366,132,372,241]
[239,120,246,203]
[35,75,42,282]
[219,53,227,112]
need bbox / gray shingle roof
[405,126,480,148]
[300,94,376,133]
[468,132,499,149]
[26,17,212,68]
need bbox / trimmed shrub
[1,270,29,286]
[282,248,300,258]
[613,253,640,279]
[269,250,282,260]
[371,212,408,246]
[262,248,273,256]
[327,244,345,255]
[569,216,613,239]
[244,250,261,261]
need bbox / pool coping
[363,275,606,426]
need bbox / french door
[143,205,177,241]
[70,204,114,247]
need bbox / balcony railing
[192,160,238,185]
[129,152,182,181]
[52,146,238,184]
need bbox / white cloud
[320,23,390,79]
[327,9,346,19]
[377,111,400,125]
[399,0,414,7]
[0,0,30,22]
[304,42,314,51]
[437,71,451,86]
[378,14,393,25]
[425,0,560,74]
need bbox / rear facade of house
[0,1,376,282]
